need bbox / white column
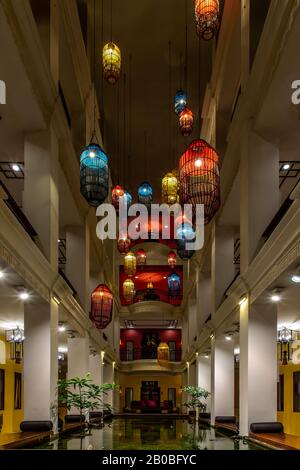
[197,277,211,329]
[23,299,58,424]
[67,335,89,379]
[103,361,114,409]
[23,129,59,269]
[239,300,277,436]
[89,353,102,385]
[66,222,90,311]
[211,224,235,314]
[240,124,279,273]
[197,355,211,412]
[211,335,235,425]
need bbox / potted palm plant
[182,385,210,421]
[57,373,117,437]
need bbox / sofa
[125,400,176,413]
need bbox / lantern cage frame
[80,143,109,207]
[102,42,121,84]
[195,0,220,41]
[90,284,113,330]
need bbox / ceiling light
[291,274,300,283]
[239,297,247,306]
[135,276,138,279]
[225,335,232,341]
[58,324,66,332]
[52,295,61,305]
[283,164,290,170]
[0,271,4,279]
[58,239,61,243]
[234,347,240,355]
[19,292,29,300]
[204,354,209,359]
[12,164,20,172]
[271,294,281,302]
[58,346,68,353]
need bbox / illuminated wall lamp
[239,297,247,306]
[52,295,61,305]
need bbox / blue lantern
[168,272,181,297]
[80,143,109,207]
[138,182,153,208]
[176,223,195,259]
[174,90,187,116]
[124,190,132,208]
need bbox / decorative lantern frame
[168,251,177,268]
[179,107,194,136]
[123,278,135,303]
[138,182,153,208]
[117,237,131,254]
[168,272,181,297]
[90,284,113,329]
[5,327,24,363]
[112,185,125,211]
[157,342,170,367]
[179,139,220,224]
[103,42,121,84]
[162,172,179,206]
[124,251,136,277]
[195,0,220,41]
[80,143,109,207]
[136,249,147,266]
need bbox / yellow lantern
[162,171,179,205]
[123,278,135,303]
[147,281,154,290]
[157,342,170,367]
[102,42,121,84]
[124,251,136,277]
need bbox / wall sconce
[5,327,25,363]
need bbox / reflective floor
[36,418,267,450]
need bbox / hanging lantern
[124,251,136,277]
[5,327,25,364]
[90,284,113,329]
[112,185,125,211]
[136,249,147,266]
[138,182,153,208]
[174,90,188,115]
[176,223,196,260]
[168,251,177,268]
[123,278,135,303]
[117,237,131,254]
[179,139,220,224]
[168,272,181,297]
[80,143,109,207]
[162,172,179,205]
[147,281,154,290]
[195,0,220,41]
[157,342,169,367]
[102,42,121,84]
[179,107,194,136]
[121,190,132,210]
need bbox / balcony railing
[120,348,182,362]
[120,288,182,307]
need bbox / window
[169,341,176,361]
[126,341,134,361]
[0,369,4,410]
[14,372,22,410]
[293,371,300,412]
[277,374,284,412]
[125,387,133,408]
[168,388,176,407]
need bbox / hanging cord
[116,79,120,184]
[123,72,126,188]
[110,0,113,42]
[184,0,188,93]
[144,131,147,181]
[179,52,183,90]
[91,0,97,143]
[198,34,201,137]
[128,54,132,190]
[168,40,172,171]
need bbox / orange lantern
[136,249,147,266]
[195,0,220,41]
[157,342,170,367]
[179,107,193,136]
[117,237,131,254]
[112,185,124,211]
[90,284,113,329]
[168,251,177,268]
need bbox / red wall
[120,328,182,351]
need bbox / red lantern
[168,251,177,268]
[179,139,220,224]
[195,0,220,41]
[136,249,147,266]
[117,237,131,254]
[90,284,113,329]
[112,185,124,210]
[179,107,193,136]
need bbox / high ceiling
[97,0,216,200]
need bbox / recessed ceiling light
[58,346,68,353]
[283,164,290,170]
[12,164,20,172]
[0,271,4,279]
[204,354,209,359]
[239,297,247,306]
[225,335,232,341]
[58,324,66,332]
[19,292,29,300]
[291,274,300,283]
[271,294,281,302]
